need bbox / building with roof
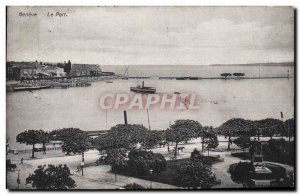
[69,64,102,77]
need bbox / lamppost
[17,169,20,190]
[149,169,153,189]
[81,161,84,176]
[81,151,85,176]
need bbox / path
[211,152,243,188]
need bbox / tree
[26,164,76,189]
[105,149,127,181]
[94,124,148,152]
[123,183,145,189]
[16,130,48,158]
[220,73,232,78]
[233,73,245,78]
[216,118,255,150]
[175,160,218,189]
[140,130,164,150]
[93,124,148,181]
[254,118,284,140]
[51,128,90,155]
[202,127,219,156]
[284,118,294,143]
[166,120,202,158]
[229,162,255,185]
[233,135,251,151]
[190,148,204,161]
[64,60,72,74]
[127,150,166,176]
[40,132,50,154]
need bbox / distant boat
[174,91,181,94]
[106,80,113,83]
[130,81,156,94]
[13,85,51,92]
[121,66,129,80]
[176,77,189,80]
[189,77,199,80]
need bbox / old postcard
[6,6,295,190]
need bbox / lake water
[7,66,294,149]
[101,64,294,77]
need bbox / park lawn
[117,156,221,187]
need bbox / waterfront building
[69,64,102,77]
[6,61,38,80]
[37,64,66,77]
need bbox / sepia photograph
[6,6,295,190]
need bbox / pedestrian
[20,157,23,165]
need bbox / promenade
[7,137,294,190]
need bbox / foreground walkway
[211,152,243,188]
[7,150,177,190]
[7,139,294,190]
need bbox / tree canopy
[94,124,148,151]
[26,164,76,189]
[175,160,218,189]
[123,183,145,189]
[167,119,202,142]
[284,118,295,138]
[51,128,90,155]
[216,118,256,137]
[254,118,284,138]
[220,73,232,77]
[128,150,166,176]
[140,130,164,150]
[233,73,245,77]
[93,124,149,181]
[16,130,48,158]
[166,119,202,157]
[233,135,252,150]
[216,118,256,150]
[105,148,127,181]
[202,126,219,155]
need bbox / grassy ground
[117,156,221,187]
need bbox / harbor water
[7,66,294,149]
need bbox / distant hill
[210,62,294,66]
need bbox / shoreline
[6,76,294,92]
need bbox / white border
[1,1,298,195]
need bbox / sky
[7,6,294,65]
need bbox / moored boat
[13,85,51,92]
[130,81,156,94]
[176,77,189,80]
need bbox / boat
[106,80,113,83]
[130,81,156,94]
[121,66,129,80]
[189,77,199,80]
[176,77,189,80]
[13,85,51,92]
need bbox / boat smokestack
[124,110,128,124]
[142,81,144,88]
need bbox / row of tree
[16,128,90,158]
[16,117,294,189]
[216,118,294,150]
[16,118,294,159]
[220,72,245,78]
